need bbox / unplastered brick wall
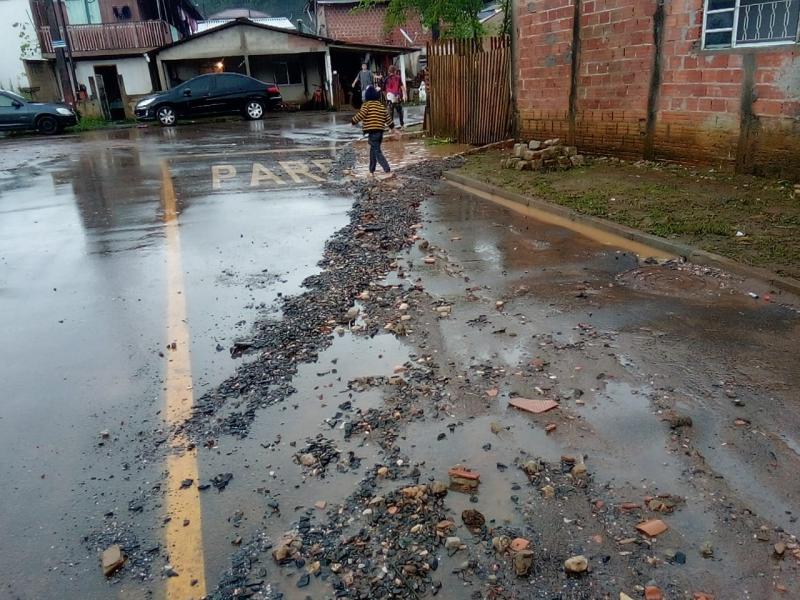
[323,4,430,47]
[514,0,800,179]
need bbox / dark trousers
[387,101,404,126]
[367,131,390,173]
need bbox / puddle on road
[196,330,411,593]
[445,179,674,261]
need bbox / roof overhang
[152,18,419,56]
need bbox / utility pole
[46,0,75,104]
[57,0,79,97]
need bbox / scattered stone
[700,541,714,557]
[513,549,534,576]
[774,541,786,557]
[666,414,693,429]
[210,472,233,492]
[461,509,485,531]
[101,544,125,577]
[492,536,511,553]
[430,481,448,497]
[314,500,327,510]
[445,537,462,552]
[564,555,588,573]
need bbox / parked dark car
[135,73,282,126]
[0,90,78,134]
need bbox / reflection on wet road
[2,105,798,600]
[0,113,371,599]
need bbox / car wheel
[156,105,177,126]
[244,99,265,120]
[37,115,59,135]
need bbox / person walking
[352,63,374,101]
[351,85,394,177]
[384,65,405,129]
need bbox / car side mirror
[12,100,22,108]
[183,89,192,97]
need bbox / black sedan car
[135,73,282,126]
[0,90,78,134]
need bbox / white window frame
[274,61,304,86]
[701,0,800,48]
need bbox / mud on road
[137,151,800,599]
[4,123,798,599]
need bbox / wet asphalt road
[1,109,800,599]
[0,110,425,598]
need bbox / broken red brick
[636,519,668,537]
[508,397,559,414]
[645,586,663,600]
[510,538,531,552]
[545,423,557,433]
[448,467,480,481]
[620,502,640,511]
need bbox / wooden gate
[426,37,511,145]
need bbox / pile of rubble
[502,138,585,171]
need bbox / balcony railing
[39,20,173,55]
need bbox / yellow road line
[171,145,337,160]
[160,159,206,599]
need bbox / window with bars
[702,0,800,48]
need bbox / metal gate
[426,37,511,145]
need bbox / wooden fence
[426,37,511,145]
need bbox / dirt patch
[459,150,800,279]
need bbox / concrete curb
[443,170,800,297]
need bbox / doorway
[94,65,126,120]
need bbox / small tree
[13,20,40,59]
[359,0,485,39]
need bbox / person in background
[351,85,394,178]
[352,63,374,101]
[385,65,405,129]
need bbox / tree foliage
[359,0,485,39]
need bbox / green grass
[68,117,136,132]
[459,149,800,279]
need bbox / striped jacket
[352,100,394,133]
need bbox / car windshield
[2,91,26,103]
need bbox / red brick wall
[516,0,574,141]
[322,3,430,47]
[515,0,800,178]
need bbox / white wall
[75,57,153,96]
[0,0,33,90]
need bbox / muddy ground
[178,156,800,599]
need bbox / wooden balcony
[39,21,174,56]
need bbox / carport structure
[153,18,417,109]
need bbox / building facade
[514,0,800,178]
[27,0,201,115]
